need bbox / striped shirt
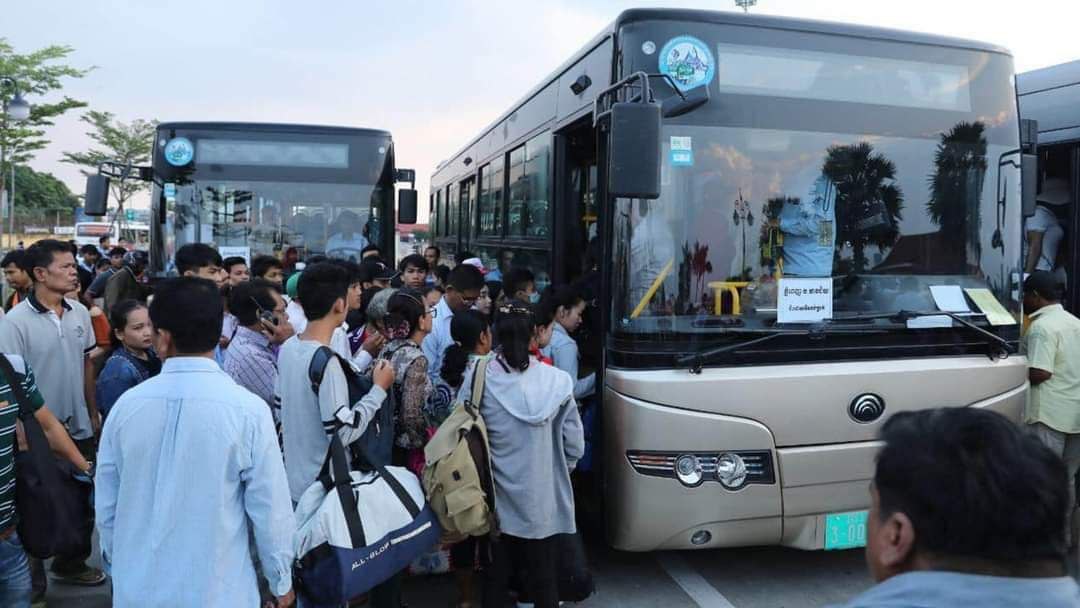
[0,354,45,532]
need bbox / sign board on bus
[777,277,833,323]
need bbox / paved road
[45,537,1080,607]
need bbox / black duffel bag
[0,354,92,559]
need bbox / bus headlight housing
[674,454,703,487]
[716,453,748,490]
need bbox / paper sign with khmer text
[777,277,833,323]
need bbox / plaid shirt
[223,326,277,409]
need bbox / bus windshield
[151,126,394,272]
[611,23,1022,340]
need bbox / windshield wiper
[823,309,1014,360]
[678,327,829,374]
[677,309,1014,373]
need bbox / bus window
[478,158,505,237]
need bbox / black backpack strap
[0,354,33,419]
[307,346,335,396]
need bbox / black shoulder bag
[0,355,92,559]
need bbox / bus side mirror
[1022,154,1038,218]
[398,188,418,224]
[85,175,110,216]
[609,101,661,200]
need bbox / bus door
[1038,142,1080,313]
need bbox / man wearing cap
[363,259,400,289]
[103,250,150,314]
[1025,177,1069,280]
[1024,270,1080,543]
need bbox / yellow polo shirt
[1025,304,1080,433]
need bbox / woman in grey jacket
[458,302,585,608]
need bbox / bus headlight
[716,453,748,489]
[674,454,703,487]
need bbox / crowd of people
[0,237,1078,607]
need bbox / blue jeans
[0,531,32,608]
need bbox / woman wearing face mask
[381,289,435,474]
[458,302,585,608]
[95,299,162,420]
[541,286,596,400]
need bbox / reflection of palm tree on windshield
[823,142,905,273]
[927,121,987,262]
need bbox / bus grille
[626,450,776,486]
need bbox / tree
[10,165,78,211]
[823,142,905,273]
[0,39,90,207]
[62,110,158,211]
[927,121,987,261]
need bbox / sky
[5,0,1079,222]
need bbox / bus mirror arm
[395,168,419,225]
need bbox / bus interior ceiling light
[570,74,592,95]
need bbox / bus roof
[433,9,1011,178]
[1017,60,1080,96]
[157,122,391,139]
[616,9,1011,56]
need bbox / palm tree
[822,142,905,272]
[926,121,987,262]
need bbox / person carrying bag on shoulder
[455,302,586,608]
[0,353,93,607]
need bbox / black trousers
[482,534,560,608]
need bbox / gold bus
[431,9,1032,551]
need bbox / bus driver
[325,210,370,261]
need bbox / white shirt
[422,296,454,382]
[286,300,307,334]
[1026,205,1064,272]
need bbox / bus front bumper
[602,380,1027,552]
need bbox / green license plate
[824,510,868,550]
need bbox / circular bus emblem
[849,394,885,424]
[164,137,194,167]
[659,36,715,91]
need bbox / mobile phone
[251,296,279,327]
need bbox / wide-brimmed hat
[1038,178,1071,206]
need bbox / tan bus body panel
[603,355,1028,551]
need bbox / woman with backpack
[459,302,585,608]
[382,289,435,474]
[426,309,492,426]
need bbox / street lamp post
[1,77,32,250]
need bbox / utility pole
[735,0,758,13]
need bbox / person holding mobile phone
[224,280,295,410]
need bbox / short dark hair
[361,244,380,256]
[327,258,363,285]
[298,262,350,321]
[1024,271,1062,302]
[503,267,536,297]
[1,249,24,269]
[98,235,110,245]
[250,254,283,279]
[229,279,279,327]
[400,253,429,273]
[109,246,128,258]
[223,256,247,273]
[149,277,223,354]
[425,245,441,258]
[875,408,1067,563]
[79,244,100,258]
[175,243,223,275]
[95,258,111,271]
[434,264,450,286]
[447,264,485,293]
[21,239,73,276]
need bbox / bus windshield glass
[152,127,393,270]
[612,23,1022,340]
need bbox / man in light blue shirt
[779,172,837,277]
[95,277,296,608]
[422,264,484,381]
[833,408,1080,608]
